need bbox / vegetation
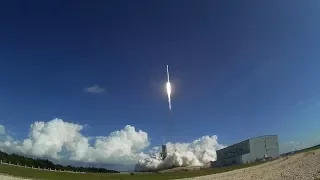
[0,150,119,174]
[0,161,264,180]
[300,144,320,152]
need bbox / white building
[214,135,279,167]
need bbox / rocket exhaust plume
[166,65,172,112]
[134,135,226,172]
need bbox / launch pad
[161,144,167,160]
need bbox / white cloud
[0,119,150,164]
[84,85,106,94]
[0,125,14,142]
[0,119,225,170]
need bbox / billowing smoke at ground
[0,119,225,171]
[134,136,226,172]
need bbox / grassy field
[0,162,264,180]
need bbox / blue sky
[0,0,320,163]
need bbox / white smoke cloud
[0,118,225,171]
[134,136,226,171]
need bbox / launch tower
[161,144,167,160]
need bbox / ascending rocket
[166,65,172,111]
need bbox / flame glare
[166,81,172,111]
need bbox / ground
[0,149,320,180]
[0,162,264,180]
[180,149,320,180]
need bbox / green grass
[302,144,320,152]
[0,162,264,180]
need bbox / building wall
[267,136,279,157]
[215,135,279,167]
[245,135,279,163]
[264,135,279,158]
[216,140,250,166]
[241,153,251,164]
[217,140,250,159]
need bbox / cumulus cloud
[84,85,106,94]
[0,119,149,164]
[0,125,14,142]
[0,119,225,171]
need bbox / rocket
[166,65,172,112]
[162,65,171,160]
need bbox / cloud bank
[0,118,225,171]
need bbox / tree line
[0,150,119,173]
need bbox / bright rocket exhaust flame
[166,81,172,111]
[166,65,172,111]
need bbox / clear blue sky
[0,0,320,153]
